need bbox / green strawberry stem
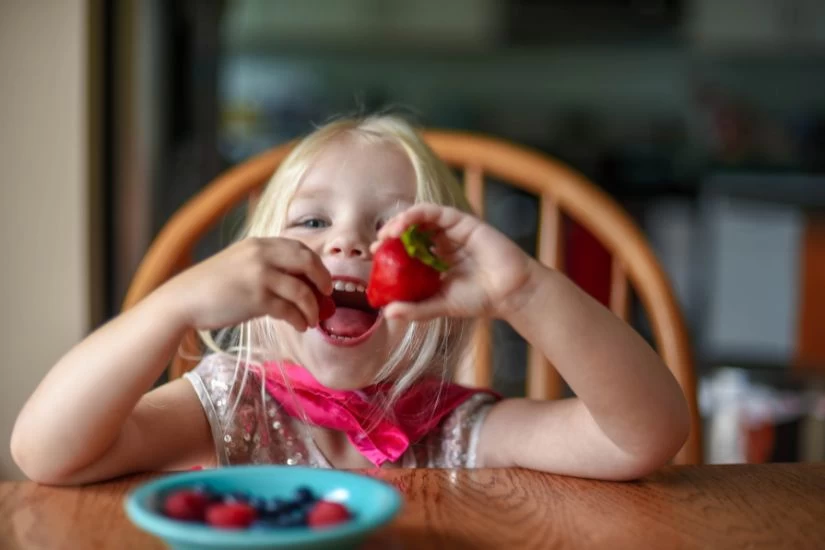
[400,225,449,272]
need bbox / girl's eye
[300,218,328,229]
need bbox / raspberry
[307,501,351,528]
[205,502,258,529]
[162,490,210,522]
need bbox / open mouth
[318,278,381,346]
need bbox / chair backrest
[123,130,702,465]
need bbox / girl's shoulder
[414,391,497,468]
[184,353,239,391]
[184,354,314,466]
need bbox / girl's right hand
[161,237,332,332]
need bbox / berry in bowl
[125,465,402,549]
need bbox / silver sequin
[183,353,497,469]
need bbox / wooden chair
[123,130,703,465]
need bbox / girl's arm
[478,261,690,480]
[377,205,690,480]
[11,287,213,484]
[11,237,331,485]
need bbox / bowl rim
[124,465,402,547]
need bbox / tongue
[321,307,377,338]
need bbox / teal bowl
[125,466,402,550]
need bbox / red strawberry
[307,500,352,528]
[297,275,336,321]
[163,490,210,522]
[367,225,448,309]
[205,502,257,529]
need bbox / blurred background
[2,0,824,478]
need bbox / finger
[431,233,461,255]
[266,273,320,327]
[383,296,448,322]
[379,205,476,246]
[430,247,464,265]
[265,296,309,332]
[264,239,332,295]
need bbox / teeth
[332,280,365,293]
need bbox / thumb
[383,296,448,322]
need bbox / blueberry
[191,482,211,495]
[263,497,299,518]
[277,510,307,528]
[292,509,309,526]
[294,486,316,504]
[298,501,317,515]
[222,491,250,504]
[247,496,267,511]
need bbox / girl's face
[278,137,417,389]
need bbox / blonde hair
[201,114,474,411]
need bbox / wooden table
[2,464,824,549]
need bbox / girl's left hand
[372,203,537,321]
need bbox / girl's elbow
[11,433,49,484]
[676,398,692,443]
[10,428,76,486]
[637,403,692,478]
[615,402,692,481]
[666,393,692,459]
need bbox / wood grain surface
[2,465,824,549]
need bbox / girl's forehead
[295,138,416,199]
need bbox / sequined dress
[184,354,497,468]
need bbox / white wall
[0,0,89,480]
[701,194,803,363]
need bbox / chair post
[461,164,493,388]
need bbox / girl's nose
[326,234,369,258]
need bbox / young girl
[11,115,689,484]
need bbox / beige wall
[0,1,89,480]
